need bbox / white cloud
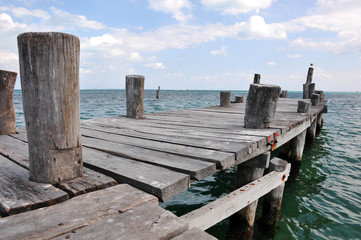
[7,6,50,20]
[127,52,144,62]
[266,61,277,66]
[235,15,287,40]
[144,62,166,69]
[284,0,361,54]
[48,7,105,30]
[211,45,228,56]
[201,0,274,15]
[148,0,193,22]
[0,50,18,71]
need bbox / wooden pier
[0,98,326,239]
[0,32,327,239]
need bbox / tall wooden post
[253,74,261,84]
[18,32,83,183]
[126,75,144,119]
[289,101,311,174]
[0,70,17,135]
[260,158,288,234]
[220,91,231,108]
[309,83,316,99]
[228,152,270,240]
[244,84,281,129]
[303,64,314,99]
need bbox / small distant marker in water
[156,86,160,99]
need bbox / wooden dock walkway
[0,98,326,239]
[0,32,327,239]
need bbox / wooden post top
[270,158,288,172]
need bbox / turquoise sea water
[13,90,361,239]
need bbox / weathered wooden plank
[82,136,216,180]
[4,132,118,197]
[81,127,235,170]
[57,168,117,197]
[180,163,291,230]
[83,147,190,202]
[172,228,217,240]
[0,135,29,169]
[0,184,158,240]
[53,202,188,240]
[82,120,251,160]
[0,155,69,216]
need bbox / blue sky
[1,0,360,91]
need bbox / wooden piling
[260,158,288,233]
[285,101,310,174]
[156,86,160,99]
[17,32,83,183]
[228,152,270,240]
[311,93,320,106]
[317,113,324,132]
[126,75,145,118]
[253,74,261,84]
[235,96,244,103]
[244,84,281,129]
[220,91,231,108]
[0,70,17,135]
[315,90,325,101]
[309,83,316,99]
[303,65,314,99]
[307,119,317,144]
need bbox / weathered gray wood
[297,100,311,113]
[228,153,269,239]
[0,154,68,217]
[261,158,288,232]
[0,135,29,169]
[0,70,17,135]
[306,119,317,144]
[156,85,160,99]
[244,84,281,129]
[303,83,309,99]
[315,90,325,101]
[306,65,314,84]
[82,136,216,180]
[53,202,188,240]
[172,228,217,240]
[82,119,251,160]
[3,131,119,198]
[317,113,324,130]
[180,163,291,231]
[18,32,82,183]
[57,168,117,197]
[0,184,158,240]
[309,83,316,99]
[220,91,231,107]
[235,96,244,103]
[83,147,190,202]
[81,127,235,170]
[126,75,144,118]
[241,151,270,168]
[253,74,261,84]
[311,93,320,106]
